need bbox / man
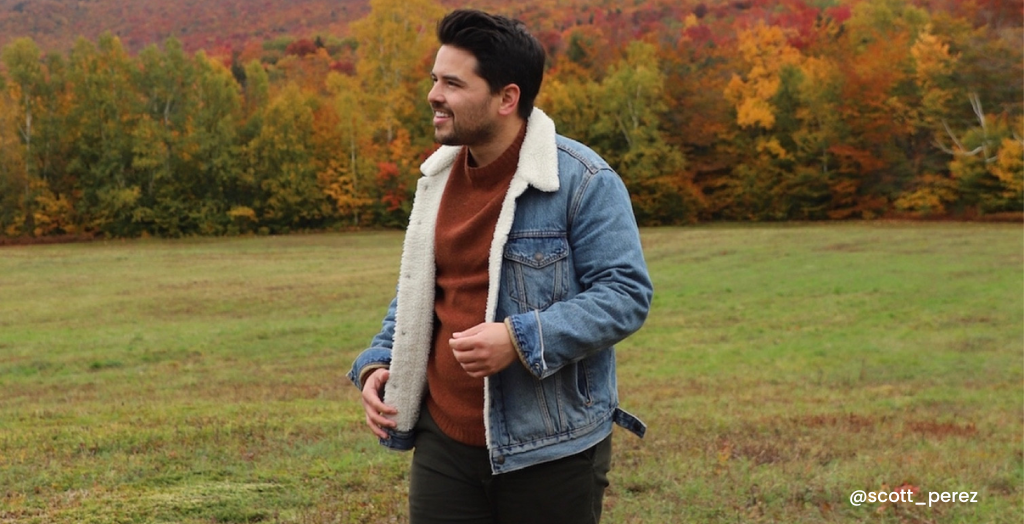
[348,9,652,524]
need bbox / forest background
[0,0,1021,239]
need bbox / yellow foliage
[911,26,956,81]
[227,206,257,222]
[756,137,789,160]
[351,0,444,143]
[724,22,803,131]
[991,137,1024,200]
[894,174,958,216]
[735,95,776,130]
[32,182,77,236]
[910,25,957,128]
[318,158,371,218]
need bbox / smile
[433,110,452,126]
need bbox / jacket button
[534,252,543,261]
[495,455,505,465]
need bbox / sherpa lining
[382,108,560,448]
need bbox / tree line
[0,0,1020,238]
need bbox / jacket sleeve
[505,169,653,379]
[347,294,398,391]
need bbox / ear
[496,84,521,117]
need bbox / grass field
[0,223,1021,523]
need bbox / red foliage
[285,38,318,57]
[825,5,852,25]
[375,162,406,212]
[536,29,563,56]
[772,0,821,50]
[0,0,370,55]
[684,24,713,44]
[330,60,355,75]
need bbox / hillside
[4,0,1016,57]
[0,0,370,54]
[0,0,712,56]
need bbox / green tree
[131,39,193,234]
[597,42,697,224]
[186,51,243,233]
[244,83,331,231]
[129,41,242,236]
[65,33,143,237]
[0,72,27,235]
[939,96,1023,214]
[1,38,42,183]
[0,38,43,233]
[242,60,270,120]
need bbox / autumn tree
[1,0,1021,238]
[131,38,199,235]
[325,72,376,225]
[825,0,929,218]
[0,72,27,235]
[719,22,828,220]
[64,33,142,237]
[350,0,443,146]
[938,96,1024,214]
[598,41,697,224]
[244,83,332,232]
[0,38,51,234]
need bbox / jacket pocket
[503,234,569,312]
[576,360,593,406]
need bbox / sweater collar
[419,107,560,193]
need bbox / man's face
[428,45,502,147]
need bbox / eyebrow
[432,73,466,86]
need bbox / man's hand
[450,322,519,378]
[361,368,397,439]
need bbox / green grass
[0,223,1021,523]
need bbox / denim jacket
[348,108,652,474]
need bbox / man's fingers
[452,323,486,339]
[366,413,389,439]
[361,369,397,438]
[451,345,474,362]
[453,354,490,377]
[363,390,397,416]
[363,370,397,413]
[363,399,396,437]
[449,336,477,353]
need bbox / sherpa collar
[419,107,560,193]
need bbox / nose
[427,82,443,107]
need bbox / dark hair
[436,9,545,120]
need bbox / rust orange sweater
[426,124,526,447]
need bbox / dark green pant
[409,409,612,524]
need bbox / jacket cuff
[505,318,532,372]
[347,347,393,390]
[505,311,547,379]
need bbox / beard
[432,104,498,147]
